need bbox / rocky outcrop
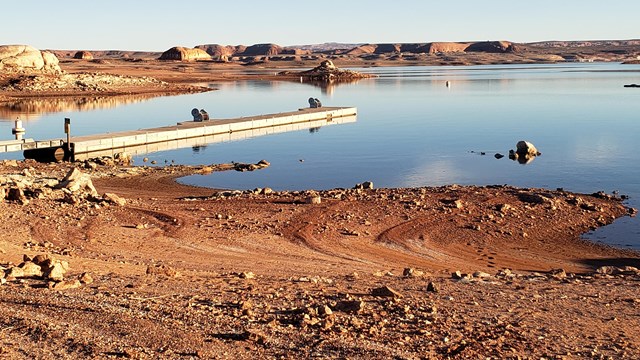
[278,60,376,81]
[342,41,522,55]
[0,45,61,74]
[158,47,212,61]
[73,51,94,60]
[425,42,471,54]
[239,43,283,56]
[466,41,520,53]
[346,44,378,55]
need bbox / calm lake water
[1,63,639,248]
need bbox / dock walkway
[68,106,356,160]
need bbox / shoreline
[1,55,640,356]
[0,159,639,357]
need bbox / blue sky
[2,0,638,51]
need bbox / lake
[1,63,639,248]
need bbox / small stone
[494,153,504,159]
[318,305,333,316]
[239,271,255,279]
[146,264,179,277]
[242,330,267,344]
[371,286,403,298]
[403,268,424,278]
[426,281,439,293]
[79,272,93,284]
[306,195,321,204]
[44,261,68,281]
[240,300,253,310]
[596,266,618,275]
[452,271,463,279]
[549,268,567,279]
[335,300,365,313]
[50,279,81,291]
[7,187,28,205]
[473,271,491,279]
[103,193,126,206]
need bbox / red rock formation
[158,47,211,61]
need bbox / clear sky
[2,0,638,51]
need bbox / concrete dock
[16,106,356,161]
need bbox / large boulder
[54,168,98,197]
[73,51,94,60]
[0,45,61,74]
[158,47,212,61]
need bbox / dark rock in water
[516,141,540,157]
[623,84,640,88]
[494,153,504,159]
[509,141,541,164]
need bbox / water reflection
[0,94,164,121]
[303,78,367,96]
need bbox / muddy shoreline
[0,159,638,357]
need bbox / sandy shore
[0,159,638,358]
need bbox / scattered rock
[318,305,333,316]
[371,286,403,298]
[43,260,69,281]
[6,187,28,205]
[472,271,491,279]
[146,264,180,277]
[50,279,81,291]
[238,271,256,279]
[79,272,94,284]
[354,181,374,190]
[305,195,321,204]
[335,300,365,313]
[55,168,98,197]
[549,268,567,279]
[103,192,126,206]
[442,199,464,209]
[113,152,132,165]
[240,330,267,344]
[19,261,43,277]
[426,281,439,293]
[403,268,424,278]
[496,203,513,213]
[596,266,618,275]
